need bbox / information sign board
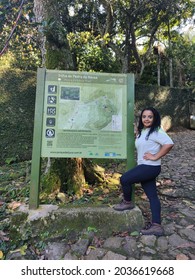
[41,70,131,159]
[29,68,134,209]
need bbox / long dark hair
[137,107,161,140]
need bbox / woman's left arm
[144,144,174,161]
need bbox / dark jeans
[120,164,161,224]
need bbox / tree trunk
[33,0,105,198]
[169,57,173,87]
[177,61,185,88]
[167,20,173,87]
[33,0,46,66]
[42,158,105,195]
[157,54,161,86]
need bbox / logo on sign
[46,129,55,138]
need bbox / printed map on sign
[58,85,123,131]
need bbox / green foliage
[0,0,41,70]
[0,51,15,70]
[1,0,194,85]
[68,32,120,72]
[130,231,140,236]
[87,226,98,233]
[45,49,62,69]
[41,0,195,86]
[171,36,195,87]
[0,69,36,164]
[5,157,17,165]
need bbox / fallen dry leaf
[7,201,22,210]
[186,224,194,229]
[103,188,110,194]
[176,253,189,260]
[175,242,195,249]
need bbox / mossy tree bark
[42,158,105,195]
[33,0,105,197]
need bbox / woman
[114,107,174,236]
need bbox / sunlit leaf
[20,244,27,256]
[130,231,140,236]
[0,251,4,259]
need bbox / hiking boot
[140,223,164,236]
[113,200,135,211]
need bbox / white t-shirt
[135,128,174,166]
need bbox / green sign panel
[41,70,132,159]
[29,68,134,209]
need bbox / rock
[64,252,79,260]
[168,233,187,248]
[102,251,126,260]
[71,238,90,256]
[84,248,107,260]
[44,242,70,260]
[179,228,195,242]
[157,236,168,252]
[140,235,156,247]
[122,236,139,258]
[103,237,124,250]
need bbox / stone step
[12,204,144,241]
